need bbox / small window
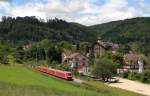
[75,62,78,66]
[75,58,79,61]
[83,58,85,60]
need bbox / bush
[0,49,9,65]
[128,72,141,80]
[121,70,150,84]
[140,70,150,83]
[72,69,79,76]
[120,71,129,78]
[0,56,9,65]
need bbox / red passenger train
[37,66,73,80]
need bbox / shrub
[128,72,140,80]
[72,69,79,76]
[120,71,129,78]
[140,70,150,83]
[121,71,150,84]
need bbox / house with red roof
[62,49,88,75]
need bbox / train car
[37,66,73,80]
[37,66,48,73]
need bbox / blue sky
[0,0,150,25]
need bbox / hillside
[0,65,141,96]
[1,16,150,47]
[0,16,96,45]
[90,17,150,43]
[89,20,122,36]
[0,16,150,56]
[89,17,150,55]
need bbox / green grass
[0,65,142,96]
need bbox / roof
[123,53,140,65]
[48,68,71,73]
[91,41,119,50]
[62,49,86,59]
[62,49,74,57]
[69,53,80,58]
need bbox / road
[73,78,84,83]
[107,77,150,96]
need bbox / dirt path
[107,77,150,96]
[73,78,84,83]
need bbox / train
[37,66,73,80]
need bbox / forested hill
[89,17,150,55]
[0,16,96,45]
[0,16,150,54]
[90,17,150,44]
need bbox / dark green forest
[1,16,150,47]
[0,16,150,64]
[0,16,96,46]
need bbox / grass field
[0,65,142,96]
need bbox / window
[75,58,79,61]
[67,73,72,76]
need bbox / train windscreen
[67,73,72,76]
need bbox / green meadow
[0,65,142,96]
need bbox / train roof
[38,66,71,73]
[48,68,71,73]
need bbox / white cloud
[0,0,149,25]
[74,0,144,25]
[11,3,46,19]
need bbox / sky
[0,0,150,26]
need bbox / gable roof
[62,49,74,57]
[69,53,80,58]
[91,41,119,50]
[62,49,86,59]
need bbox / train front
[66,72,73,80]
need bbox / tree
[92,58,117,82]
[58,41,75,50]
[47,46,61,63]
[0,46,9,64]
[103,51,123,68]
[118,44,131,53]
[79,42,90,53]
[146,55,150,70]
[130,42,142,53]
[38,39,52,62]
[13,46,25,63]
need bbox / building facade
[122,53,145,73]
[88,37,119,58]
[62,49,88,75]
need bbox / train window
[67,73,72,76]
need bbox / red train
[37,66,73,80]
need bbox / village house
[62,49,88,75]
[88,37,119,57]
[122,53,145,73]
